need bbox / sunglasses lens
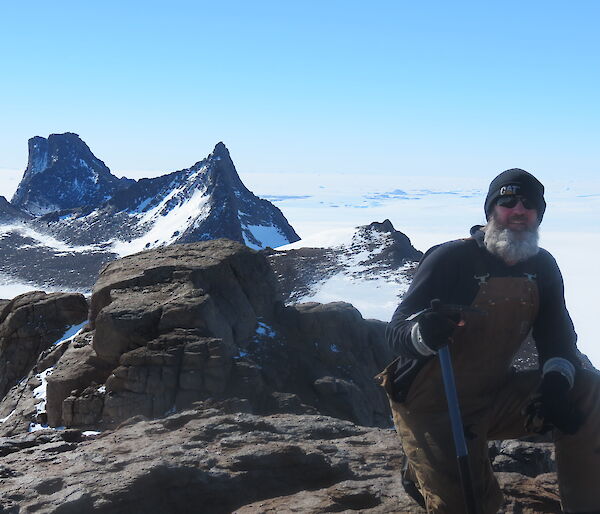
[497,197,518,208]
[497,196,535,210]
[521,198,534,209]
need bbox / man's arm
[533,250,580,386]
[386,241,463,358]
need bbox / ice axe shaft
[427,299,482,514]
[438,345,480,514]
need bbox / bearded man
[382,169,600,513]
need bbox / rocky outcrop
[23,239,393,430]
[0,291,88,401]
[0,402,562,513]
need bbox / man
[381,169,600,513]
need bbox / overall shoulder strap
[467,237,490,285]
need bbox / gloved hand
[523,371,585,435]
[412,299,461,355]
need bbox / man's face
[492,196,538,232]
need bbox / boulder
[491,439,556,477]
[0,291,88,401]
[89,239,280,360]
[0,332,83,436]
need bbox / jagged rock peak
[353,219,423,264]
[212,141,230,158]
[11,133,134,216]
[204,141,246,191]
[26,133,102,175]
[365,219,395,233]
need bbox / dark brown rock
[0,404,563,513]
[42,240,393,429]
[45,333,113,427]
[276,302,392,427]
[0,333,84,436]
[0,291,88,401]
[491,440,556,477]
[89,239,280,340]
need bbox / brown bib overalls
[381,277,600,513]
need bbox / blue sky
[1,1,599,179]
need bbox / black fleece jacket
[386,226,579,369]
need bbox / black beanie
[484,168,546,222]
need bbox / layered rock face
[20,239,392,431]
[0,291,88,400]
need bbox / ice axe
[408,299,483,514]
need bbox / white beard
[483,215,539,264]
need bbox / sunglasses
[496,195,536,210]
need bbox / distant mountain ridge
[28,138,300,253]
[0,133,300,289]
[12,133,134,215]
[266,219,422,306]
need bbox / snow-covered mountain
[32,140,300,255]
[12,133,134,215]
[0,134,300,290]
[266,219,423,318]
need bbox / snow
[29,422,64,432]
[0,223,102,253]
[302,269,411,321]
[29,151,49,175]
[256,321,277,338]
[111,184,211,256]
[53,322,86,346]
[32,367,53,415]
[280,222,414,319]
[131,196,155,213]
[27,327,85,432]
[79,159,99,184]
[242,223,291,250]
[0,409,15,423]
[280,226,356,250]
[0,272,87,298]
[0,274,44,298]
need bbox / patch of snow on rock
[111,186,211,256]
[53,322,87,346]
[0,409,15,423]
[243,223,291,250]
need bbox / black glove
[523,371,584,435]
[417,299,459,353]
